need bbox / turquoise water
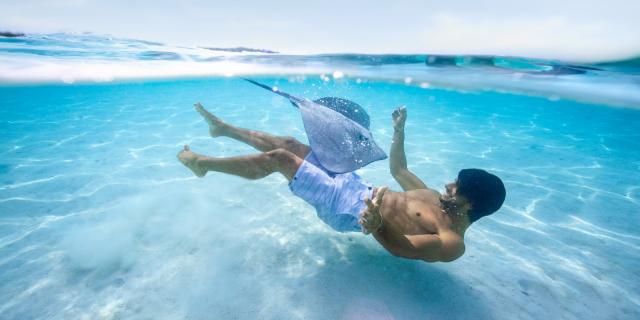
[1,34,640,319]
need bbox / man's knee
[279,136,310,158]
[265,148,301,179]
[279,136,300,149]
[266,148,295,163]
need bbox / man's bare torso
[375,188,467,262]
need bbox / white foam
[0,56,330,84]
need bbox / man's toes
[194,103,207,114]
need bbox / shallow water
[1,33,640,319]
[1,76,639,319]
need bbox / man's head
[443,169,506,223]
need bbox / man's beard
[440,197,462,216]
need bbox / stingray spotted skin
[243,78,387,173]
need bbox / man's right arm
[390,107,428,191]
[372,227,465,262]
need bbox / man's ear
[458,197,473,216]
[461,202,472,215]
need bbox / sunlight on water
[0,33,639,319]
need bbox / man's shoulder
[404,187,442,199]
[407,188,444,211]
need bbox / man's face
[441,179,472,215]
[443,180,458,200]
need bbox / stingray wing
[312,97,370,129]
[243,78,387,173]
[298,99,387,173]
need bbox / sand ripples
[0,78,638,319]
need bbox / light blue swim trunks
[289,152,375,232]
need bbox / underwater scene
[0,33,639,319]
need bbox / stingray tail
[242,78,306,108]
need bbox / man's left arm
[389,106,428,191]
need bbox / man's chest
[386,196,443,235]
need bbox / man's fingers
[374,194,383,206]
[359,218,372,234]
[364,197,375,210]
[373,187,388,206]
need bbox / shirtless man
[178,104,506,262]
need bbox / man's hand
[360,198,382,234]
[359,187,388,234]
[392,106,407,131]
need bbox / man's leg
[195,103,310,158]
[177,145,302,181]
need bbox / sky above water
[2,0,639,62]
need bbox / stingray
[243,78,387,173]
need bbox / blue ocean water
[1,34,639,319]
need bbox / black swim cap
[456,169,506,223]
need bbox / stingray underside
[297,99,386,173]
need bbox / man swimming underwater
[178,103,506,262]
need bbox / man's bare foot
[194,102,227,138]
[177,145,207,177]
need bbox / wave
[1,32,639,108]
